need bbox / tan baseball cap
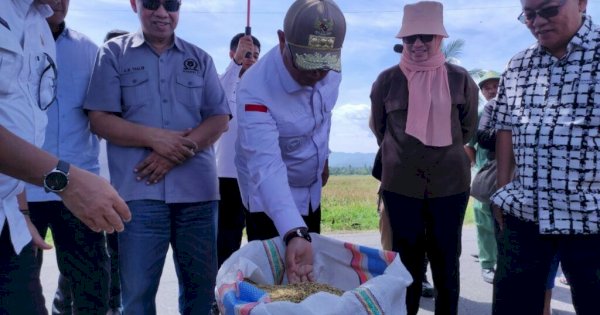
[284,0,346,72]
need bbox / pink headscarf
[399,36,452,147]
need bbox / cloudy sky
[67,0,600,153]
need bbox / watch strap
[284,227,311,246]
[56,160,70,174]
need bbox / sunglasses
[141,0,181,12]
[38,52,57,111]
[517,0,566,24]
[403,34,435,44]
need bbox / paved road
[40,226,574,314]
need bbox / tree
[441,39,465,65]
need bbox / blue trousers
[383,190,468,315]
[493,215,600,315]
[119,200,217,315]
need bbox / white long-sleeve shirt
[0,0,55,254]
[235,46,341,237]
[215,60,243,178]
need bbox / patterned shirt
[491,16,600,235]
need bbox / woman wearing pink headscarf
[370,2,478,314]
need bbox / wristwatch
[43,160,70,193]
[284,227,312,246]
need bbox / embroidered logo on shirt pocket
[175,73,204,109]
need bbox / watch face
[45,171,68,191]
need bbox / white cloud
[330,104,378,153]
[182,0,238,12]
[67,0,600,153]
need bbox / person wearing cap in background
[490,0,600,313]
[84,0,230,313]
[215,32,261,268]
[468,70,501,284]
[235,0,346,284]
[370,1,478,314]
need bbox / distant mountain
[329,152,376,168]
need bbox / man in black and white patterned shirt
[491,0,600,314]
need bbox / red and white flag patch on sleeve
[245,104,268,113]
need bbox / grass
[43,175,474,243]
[321,175,474,232]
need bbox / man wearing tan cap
[370,1,478,314]
[236,0,345,283]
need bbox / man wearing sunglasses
[370,2,478,314]
[491,0,600,314]
[85,0,230,314]
[235,0,345,284]
[0,1,132,314]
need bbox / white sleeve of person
[235,98,306,236]
[215,234,412,314]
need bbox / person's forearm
[496,130,515,188]
[187,115,229,151]
[88,111,157,148]
[0,126,59,186]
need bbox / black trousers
[493,215,600,315]
[217,178,246,267]
[383,190,468,315]
[106,231,121,310]
[244,204,321,241]
[0,220,47,315]
[29,201,110,315]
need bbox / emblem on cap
[314,18,334,36]
[308,18,335,50]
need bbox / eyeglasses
[141,0,181,12]
[38,53,57,111]
[402,34,435,44]
[517,0,566,24]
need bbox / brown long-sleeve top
[370,63,479,198]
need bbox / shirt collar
[131,29,183,52]
[52,22,66,40]
[534,15,595,56]
[568,15,594,50]
[14,0,33,18]
[35,1,54,19]
[275,46,315,93]
[131,30,146,48]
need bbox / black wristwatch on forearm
[43,160,70,193]
[284,227,312,246]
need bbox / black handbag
[471,159,497,203]
[372,149,382,181]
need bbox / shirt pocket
[175,73,204,110]
[383,97,408,114]
[119,71,149,110]
[0,55,18,96]
[279,135,319,187]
